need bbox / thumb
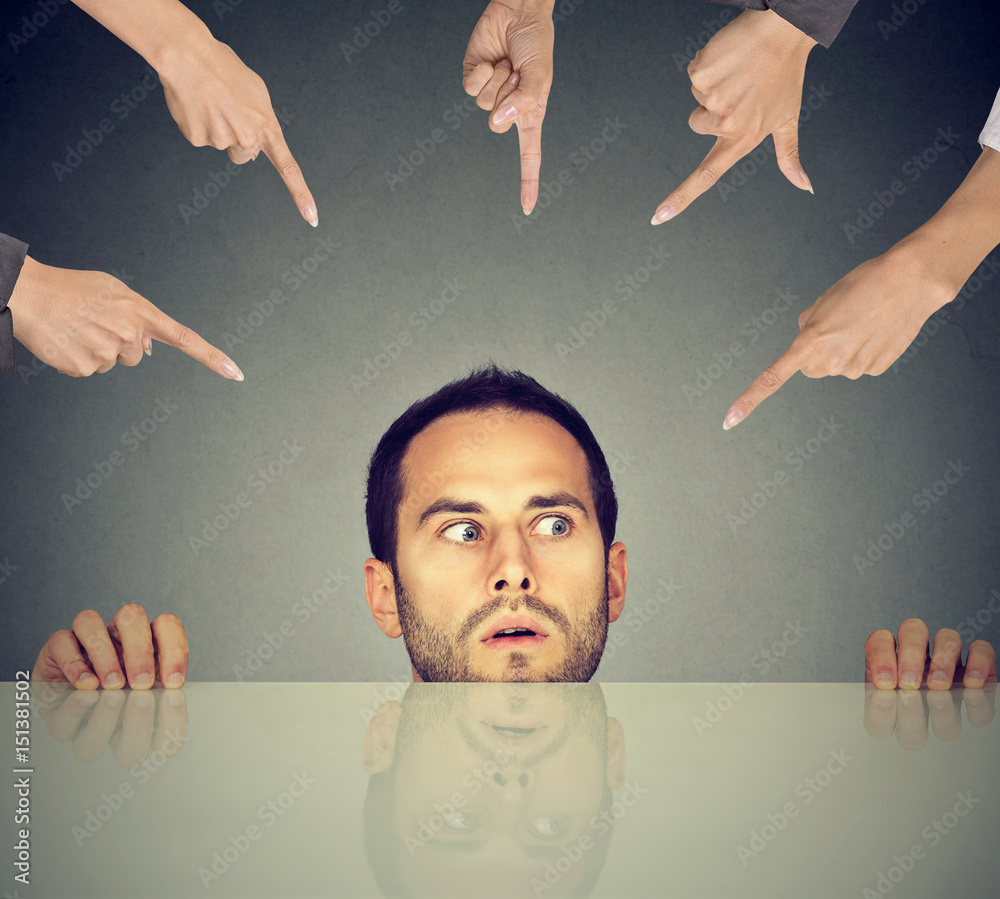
[773,118,813,194]
[492,56,550,128]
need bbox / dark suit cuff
[0,232,29,373]
[705,0,859,48]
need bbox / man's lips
[479,614,550,648]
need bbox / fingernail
[800,171,814,194]
[651,205,676,226]
[78,673,99,689]
[928,671,949,686]
[506,71,520,87]
[303,204,318,228]
[105,672,124,688]
[874,673,895,689]
[965,670,984,685]
[222,359,244,382]
[144,342,152,357]
[493,103,518,126]
[132,673,153,689]
[722,408,743,431]
[165,673,185,688]
[898,673,920,689]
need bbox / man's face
[365,410,626,682]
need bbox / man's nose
[488,532,535,595]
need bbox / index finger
[260,124,318,228]
[722,340,807,430]
[516,125,542,215]
[142,303,244,382]
[651,135,751,224]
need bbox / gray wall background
[2,0,998,682]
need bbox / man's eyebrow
[416,498,487,530]
[523,493,590,519]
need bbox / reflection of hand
[722,247,950,428]
[34,681,188,768]
[463,0,554,214]
[863,684,995,750]
[7,257,243,379]
[652,9,815,224]
[158,32,318,226]
[33,603,189,690]
[864,618,997,690]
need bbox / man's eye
[442,811,479,833]
[535,515,571,537]
[442,522,482,542]
[528,817,569,838]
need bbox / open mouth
[481,626,547,650]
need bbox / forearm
[893,146,1000,308]
[70,0,212,72]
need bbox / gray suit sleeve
[0,233,29,373]
[706,0,860,48]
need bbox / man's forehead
[399,409,593,516]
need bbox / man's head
[364,365,627,683]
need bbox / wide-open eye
[535,515,571,537]
[528,817,569,838]
[442,522,482,543]
[442,811,479,833]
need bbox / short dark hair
[365,364,618,573]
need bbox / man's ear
[607,542,628,624]
[605,716,626,790]
[363,700,403,774]
[365,558,403,638]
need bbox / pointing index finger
[260,123,318,228]
[723,340,807,430]
[652,135,751,225]
[142,303,244,382]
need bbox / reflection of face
[388,685,613,899]
[392,411,618,682]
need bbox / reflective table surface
[2,682,997,898]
